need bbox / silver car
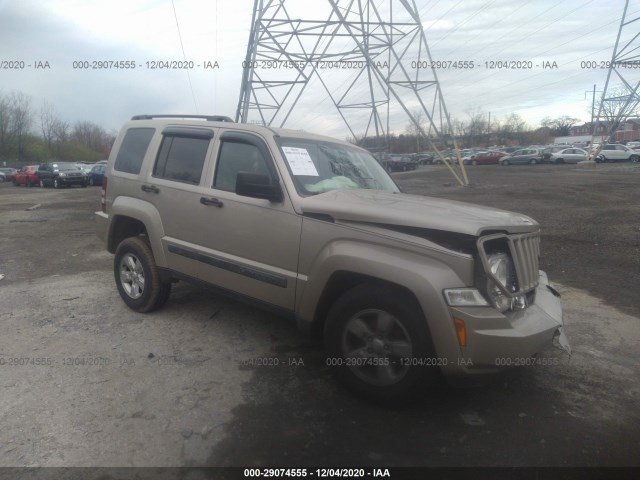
[500,148,544,165]
[549,148,587,164]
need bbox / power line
[171,0,199,113]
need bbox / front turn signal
[453,318,466,347]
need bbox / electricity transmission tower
[589,0,640,158]
[236,0,469,185]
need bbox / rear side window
[114,128,155,174]
[153,135,210,185]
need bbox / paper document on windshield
[282,147,319,176]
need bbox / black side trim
[157,268,296,321]
[168,244,288,288]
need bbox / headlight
[58,172,66,177]
[444,288,489,307]
[486,253,527,312]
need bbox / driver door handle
[200,197,224,208]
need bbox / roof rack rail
[131,114,234,122]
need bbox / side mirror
[235,172,283,202]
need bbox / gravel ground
[0,163,638,470]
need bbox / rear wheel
[114,237,171,313]
[324,284,439,403]
[630,155,639,163]
[501,159,510,166]
[529,158,537,165]
[471,160,477,166]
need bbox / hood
[299,189,538,236]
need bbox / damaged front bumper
[444,270,571,378]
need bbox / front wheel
[26,177,32,187]
[529,158,537,165]
[501,159,510,166]
[471,160,477,166]
[53,178,60,189]
[324,284,439,403]
[630,155,639,163]
[114,237,171,313]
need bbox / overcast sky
[0,0,635,139]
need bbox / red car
[13,165,40,187]
[463,150,508,165]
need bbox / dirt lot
[0,163,639,470]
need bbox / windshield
[278,138,399,195]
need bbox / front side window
[114,128,155,174]
[278,138,399,196]
[213,141,271,192]
[153,136,210,184]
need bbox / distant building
[555,119,640,143]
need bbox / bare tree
[8,91,33,160]
[541,116,580,136]
[0,92,11,157]
[404,110,427,152]
[40,100,59,151]
[593,84,640,139]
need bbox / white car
[595,144,640,163]
[549,148,588,164]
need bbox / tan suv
[96,114,571,401]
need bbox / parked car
[382,155,418,172]
[13,165,40,187]
[542,146,569,163]
[625,141,640,150]
[463,151,507,165]
[499,148,544,165]
[416,153,435,165]
[595,144,640,163]
[549,148,588,164]
[87,164,106,186]
[0,167,18,183]
[95,113,570,402]
[37,162,88,188]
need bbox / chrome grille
[508,232,540,292]
[477,231,540,296]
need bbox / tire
[26,177,32,188]
[114,237,171,313]
[39,179,45,188]
[630,155,639,163]
[501,159,510,166]
[324,284,439,404]
[53,178,60,189]
[471,160,477,166]
[529,158,537,165]
[89,177,94,186]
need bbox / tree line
[354,110,583,154]
[0,90,115,166]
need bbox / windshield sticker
[282,147,319,176]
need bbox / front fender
[297,238,468,362]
